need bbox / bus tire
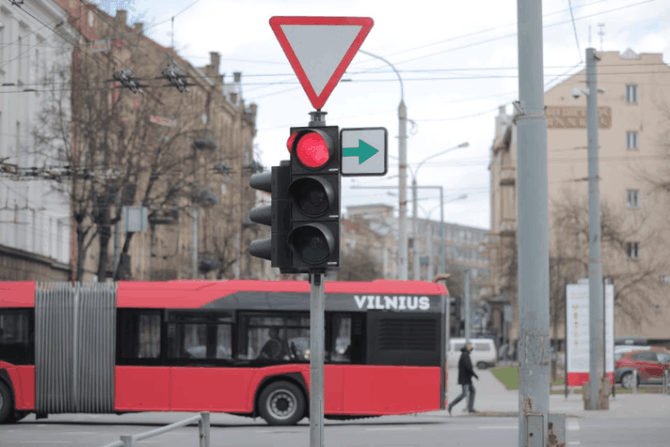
[258,380,305,426]
[0,381,14,424]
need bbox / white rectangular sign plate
[566,283,614,374]
[340,127,387,176]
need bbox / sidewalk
[435,367,670,419]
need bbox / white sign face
[566,283,614,374]
[340,127,387,176]
[269,17,374,110]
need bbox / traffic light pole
[309,272,325,447]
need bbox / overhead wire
[567,0,584,63]
[357,0,658,72]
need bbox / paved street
[1,368,669,447]
[2,410,670,447]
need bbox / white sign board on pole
[566,283,614,386]
[340,127,387,176]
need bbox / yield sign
[269,16,374,110]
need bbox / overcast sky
[95,0,670,230]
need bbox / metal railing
[101,412,210,447]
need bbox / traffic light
[286,126,341,272]
[248,163,293,270]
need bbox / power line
[353,0,612,68]
[567,0,584,63]
[358,0,658,72]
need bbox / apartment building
[344,204,490,291]
[487,49,670,347]
[0,1,74,280]
[50,2,259,281]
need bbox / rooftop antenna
[598,23,605,52]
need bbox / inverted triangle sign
[270,16,374,110]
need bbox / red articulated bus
[0,280,448,425]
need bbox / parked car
[447,338,497,369]
[614,344,651,362]
[614,348,670,389]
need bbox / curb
[431,411,583,418]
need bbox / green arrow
[343,139,378,164]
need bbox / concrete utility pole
[412,177,419,280]
[358,50,408,280]
[399,101,409,280]
[516,0,551,444]
[586,47,605,411]
[464,269,471,344]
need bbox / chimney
[116,9,128,27]
[210,52,220,75]
[134,22,144,34]
[233,72,241,83]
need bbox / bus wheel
[0,382,14,424]
[259,381,305,426]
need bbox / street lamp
[358,50,409,280]
[410,142,469,280]
[420,193,467,279]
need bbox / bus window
[167,322,232,360]
[117,310,162,364]
[331,315,351,363]
[0,308,33,365]
[238,313,309,362]
[168,324,208,359]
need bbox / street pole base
[581,380,610,410]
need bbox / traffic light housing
[248,163,293,270]
[286,126,341,272]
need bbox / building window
[625,84,638,104]
[626,189,639,208]
[627,242,639,260]
[626,131,638,150]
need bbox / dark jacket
[457,347,479,385]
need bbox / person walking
[448,342,479,414]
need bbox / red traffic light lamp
[286,126,341,272]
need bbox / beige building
[52,2,261,282]
[487,49,670,348]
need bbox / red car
[615,348,670,389]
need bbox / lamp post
[358,50,409,280]
[374,188,468,280]
[419,193,468,279]
[410,142,469,280]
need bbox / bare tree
[337,243,383,281]
[550,190,667,327]
[33,40,202,281]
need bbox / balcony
[148,207,179,225]
[499,219,516,236]
[191,129,218,151]
[499,167,516,186]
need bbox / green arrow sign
[343,139,378,164]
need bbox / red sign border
[269,16,374,110]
